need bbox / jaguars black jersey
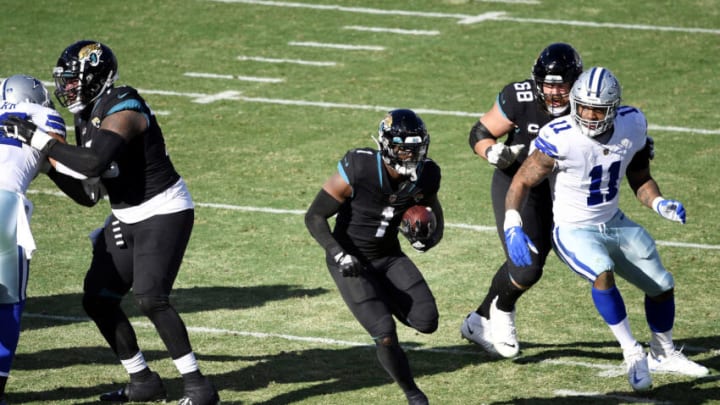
[496,79,560,175]
[332,148,441,260]
[74,85,180,208]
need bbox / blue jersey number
[587,161,621,206]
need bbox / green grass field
[4,0,720,403]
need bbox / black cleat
[406,390,429,405]
[177,376,219,405]
[99,371,167,403]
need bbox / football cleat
[489,297,520,358]
[624,343,652,392]
[99,371,167,402]
[405,389,429,405]
[460,312,498,355]
[178,376,220,405]
[648,346,710,377]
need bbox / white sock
[650,330,675,356]
[121,351,149,374]
[174,352,199,375]
[608,317,637,351]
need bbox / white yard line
[184,72,285,83]
[211,0,720,35]
[288,41,385,51]
[343,25,440,36]
[238,55,337,66]
[25,189,720,250]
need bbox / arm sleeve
[418,194,444,251]
[47,129,126,177]
[47,169,101,207]
[304,188,344,257]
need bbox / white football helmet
[570,67,622,137]
[1,74,54,107]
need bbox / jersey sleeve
[104,86,151,126]
[496,80,535,124]
[20,102,67,139]
[416,159,441,200]
[533,117,571,160]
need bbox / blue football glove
[503,209,538,267]
[652,197,686,224]
[504,226,537,267]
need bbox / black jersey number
[513,82,534,103]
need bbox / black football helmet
[53,40,118,113]
[375,109,430,181]
[531,43,583,116]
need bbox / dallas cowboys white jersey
[533,106,648,226]
[0,101,66,193]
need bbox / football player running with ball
[461,43,583,358]
[504,67,709,391]
[305,109,444,405]
[2,41,219,405]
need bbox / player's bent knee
[373,333,398,347]
[134,294,170,317]
[509,265,543,288]
[408,303,438,334]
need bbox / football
[401,205,436,238]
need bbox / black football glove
[399,216,435,253]
[2,115,56,152]
[333,252,364,277]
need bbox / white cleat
[648,346,710,377]
[460,312,498,355]
[489,297,519,358]
[624,343,653,392]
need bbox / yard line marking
[210,0,720,35]
[185,72,285,83]
[28,81,717,135]
[238,55,337,66]
[289,41,385,51]
[343,25,440,36]
[20,312,714,382]
[213,0,473,19]
[457,12,508,25]
[130,87,720,134]
[26,189,720,250]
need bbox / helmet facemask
[570,67,622,138]
[535,75,572,117]
[374,110,430,181]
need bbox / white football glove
[485,143,526,169]
[652,197,686,224]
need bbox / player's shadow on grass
[488,374,720,405]
[207,344,498,404]
[514,335,719,368]
[21,284,329,331]
[8,343,496,403]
